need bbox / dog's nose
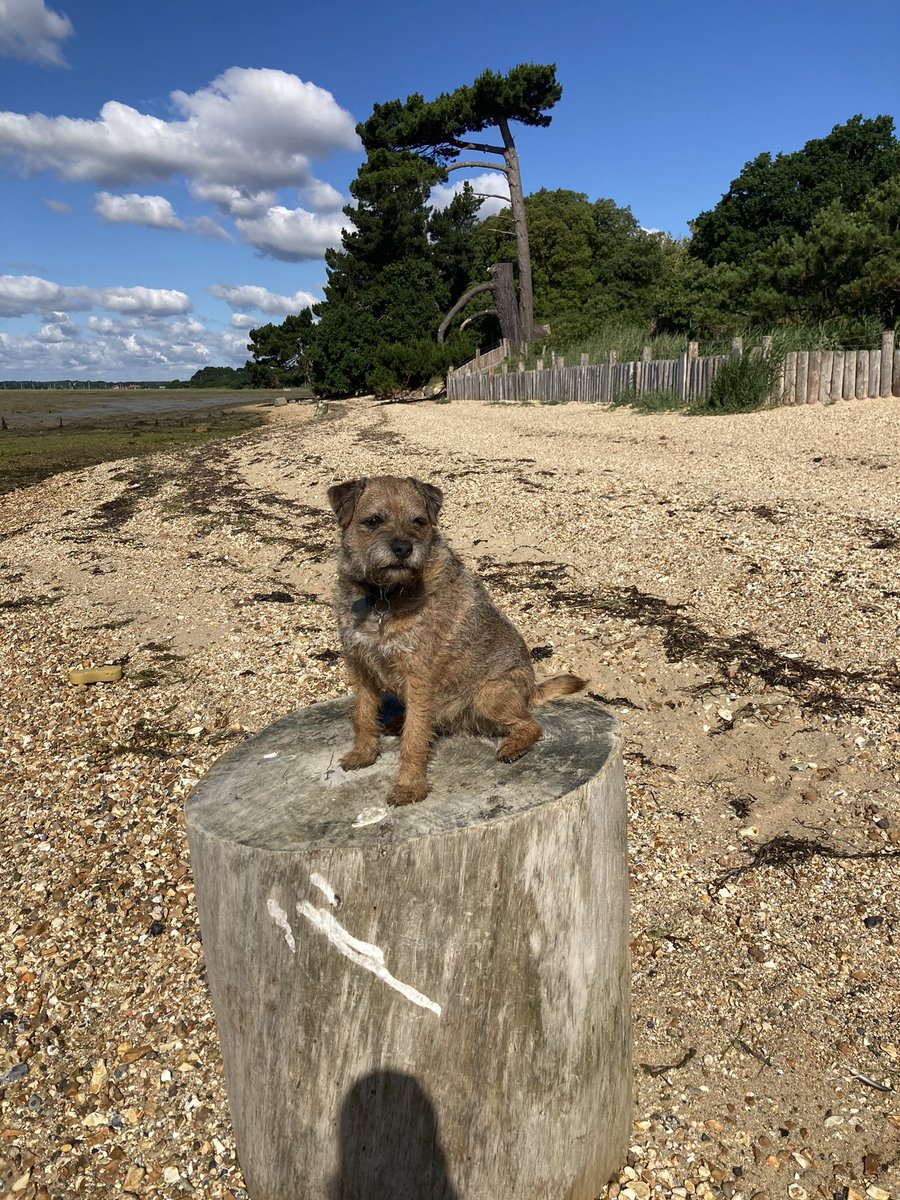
[390,538,413,560]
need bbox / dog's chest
[341,614,417,680]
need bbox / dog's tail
[534,673,588,704]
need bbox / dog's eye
[361,514,383,529]
[412,517,428,527]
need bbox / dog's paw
[340,747,379,771]
[497,746,528,764]
[497,738,537,763]
[388,780,430,807]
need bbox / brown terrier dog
[327,474,586,806]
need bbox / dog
[327,474,586,807]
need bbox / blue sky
[1,0,898,380]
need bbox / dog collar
[350,588,391,621]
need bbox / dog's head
[327,475,443,589]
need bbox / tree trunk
[186,696,631,1200]
[498,117,534,343]
[438,266,520,346]
[488,262,521,345]
[436,281,493,343]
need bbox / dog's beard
[347,544,425,588]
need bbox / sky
[1,0,898,381]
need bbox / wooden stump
[186,696,631,1200]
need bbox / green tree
[309,258,450,396]
[188,365,251,388]
[306,145,453,395]
[734,174,900,330]
[690,114,900,267]
[471,189,668,341]
[589,198,667,325]
[653,240,744,336]
[428,182,484,304]
[246,310,315,388]
[360,64,563,341]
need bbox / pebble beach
[1,394,899,1199]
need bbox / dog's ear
[327,479,367,528]
[411,478,443,525]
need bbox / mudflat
[0,387,271,494]
[1,395,898,1199]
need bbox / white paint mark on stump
[297,901,441,1016]
[266,898,296,952]
[310,873,338,908]
[261,752,278,760]
[351,806,389,828]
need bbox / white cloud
[429,172,510,219]
[0,67,359,191]
[0,313,250,378]
[0,67,357,258]
[87,315,115,334]
[210,283,318,315]
[189,180,276,219]
[300,179,345,212]
[94,191,231,239]
[229,313,257,329]
[42,197,71,214]
[0,0,73,65]
[99,286,191,316]
[96,191,186,229]
[0,273,84,316]
[234,205,345,261]
[190,215,230,241]
[37,311,78,341]
[0,273,191,317]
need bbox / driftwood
[186,695,631,1200]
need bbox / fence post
[642,345,652,363]
[807,352,821,404]
[784,352,798,404]
[761,336,773,359]
[581,352,590,368]
[730,337,743,360]
[796,351,809,405]
[818,352,834,403]
[868,348,880,397]
[856,350,868,400]
[881,331,895,398]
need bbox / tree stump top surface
[186,697,618,851]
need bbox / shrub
[366,337,472,398]
[694,350,785,414]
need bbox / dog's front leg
[389,674,432,806]
[340,674,381,771]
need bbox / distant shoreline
[0,387,286,494]
[0,386,305,432]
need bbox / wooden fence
[446,332,900,405]
[449,339,510,377]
